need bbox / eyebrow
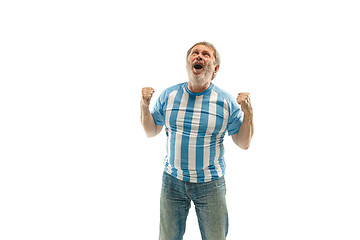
[192,48,211,55]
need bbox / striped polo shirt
[152,82,243,183]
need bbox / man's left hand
[237,92,253,114]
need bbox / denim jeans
[159,171,228,240]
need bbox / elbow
[237,142,250,150]
[232,133,251,150]
[238,135,253,150]
[238,141,251,150]
[144,130,156,138]
[145,127,161,138]
[145,133,155,138]
[240,145,250,150]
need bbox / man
[140,41,254,240]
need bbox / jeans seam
[184,182,192,201]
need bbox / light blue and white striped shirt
[152,82,243,183]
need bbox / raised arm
[140,87,163,137]
[232,92,254,149]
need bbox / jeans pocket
[215,176,226,189]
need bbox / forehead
[191,45,215,55]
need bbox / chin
[187,67,212,83]
[188,73,204,82]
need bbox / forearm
[140,106,160,137]
[232,111,254,149]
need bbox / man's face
[186,44,218,82]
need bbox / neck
[187,80,211,93]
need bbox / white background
[1,0,359,239]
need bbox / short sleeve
[227,97,244,136]
[151,90,167,126]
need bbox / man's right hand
[141,87,155,108]
[140,87,162,137]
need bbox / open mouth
[194,64,203,70]
[192,61,204,73]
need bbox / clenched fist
[237,92,253,114]
[141,87,155,109]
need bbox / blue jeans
[159,172,228,240]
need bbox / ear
[212,65,220,80]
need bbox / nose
[196,55,203,61]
